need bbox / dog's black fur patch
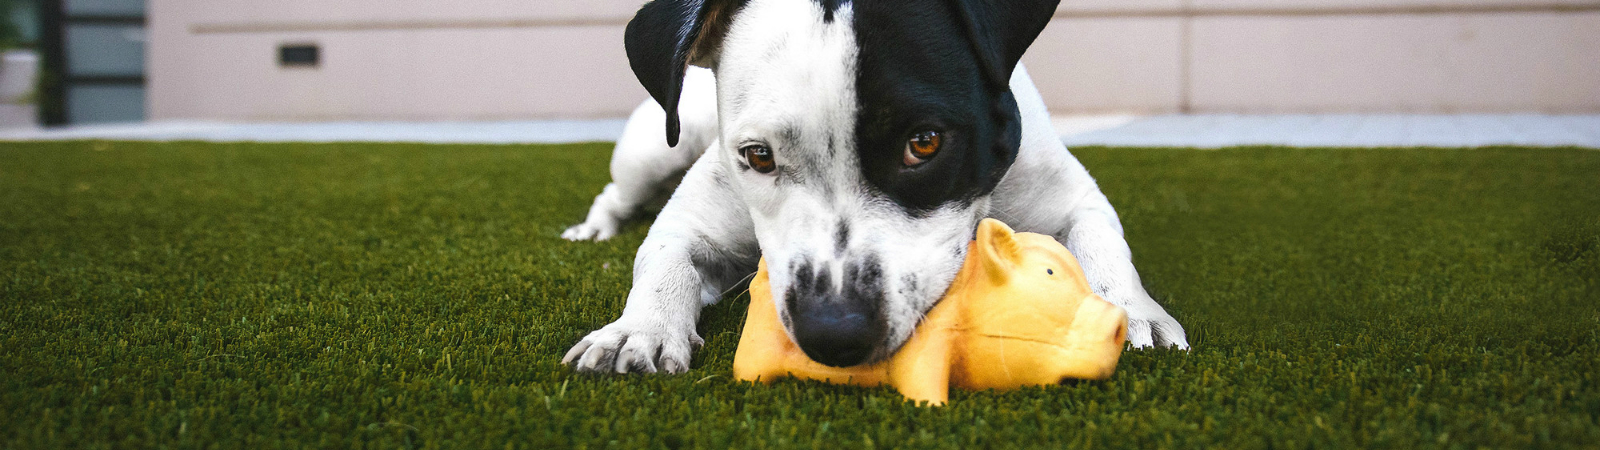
[850,0,1057,215]
[625,0,750,147]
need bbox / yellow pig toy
[733,218,1129,405]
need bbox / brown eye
[904,130,941,166]
[742,144,776,174]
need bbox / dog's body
[564,0,1186,374]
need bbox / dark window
[40,0,150,125]
[279,44,319,67]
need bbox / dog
[562,0,1187,374]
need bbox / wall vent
[279,44,319,67]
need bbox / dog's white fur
[563,0,1185,374]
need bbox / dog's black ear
[949,0,1060,91]
[626,0,744,147]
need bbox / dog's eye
[903,130,941,166]
[741,144,776,174]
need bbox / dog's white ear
[625,0,745,147]
[949,0,1060,91]
[976,218,1023,283]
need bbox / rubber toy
[733,218,1129,406]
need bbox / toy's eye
[903,130,941,166]
[1046,268,1054,275]
[741,144,776,174]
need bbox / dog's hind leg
[563,67,719,241]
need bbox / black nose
[791,305,878,366]
[784,258,887,367]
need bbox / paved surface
[0,119,630,144]
[1060,114,1600,148]
[2,114,1596,148]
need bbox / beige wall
[1026,0,1600,114]
[149,0,647,121]
[150,0,1600,121]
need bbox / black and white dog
[562,0,1186,374]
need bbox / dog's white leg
[1059,194,1189,349]
[563,145,758,373]
[995,64,1188,349]
[998,164,1190,349]
[564,68,719,241]
[999,167,1190,349]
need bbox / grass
[1,141,1597,449]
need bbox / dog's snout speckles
[899,273,919,296]
[834,221,850,252]
[784,255,887,367]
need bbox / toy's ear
[948,0,1060,91]
[976,218,1024,283]
[625,0,746,147]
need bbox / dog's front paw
[562,320,704,374]
[561,220,619,241]
[1108,292,1190,350]
[1125,311,1189,350]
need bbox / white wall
[149,0,1600,121]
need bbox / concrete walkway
[1058,114,1600,149]
[0,119,630,145]
[2,114,1596,148]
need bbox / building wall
[149,0,1600,122]
[1027,0,1600,114]
[148,0,646,121]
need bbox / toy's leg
[887,330,953,406]
[731,261,795,383]
[563,68,718,241]
[563,147,760,374]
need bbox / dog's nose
[784,259,887,367]
[790,302,881,367]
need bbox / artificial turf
[0,141,1597,449]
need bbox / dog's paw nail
[562,223,618,242]
[561,226,591,241]
[1124,318,1156,349]
[661,358,687,374]
[562,340,593,366]
[1148,317,1189,349]
[620,357,655,374]
[565,322,697,374]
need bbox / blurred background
[0,0,1596,129]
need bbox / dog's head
[627,0,1058,366]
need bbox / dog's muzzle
[784,258,888,367]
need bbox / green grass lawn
[1,141,1597,449]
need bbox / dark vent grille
[279,44,319,67]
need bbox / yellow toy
[733,218,1129,406]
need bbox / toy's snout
[1075,296,1128,346]
[1058,294,1129,380]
